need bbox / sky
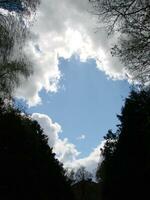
[19,55,130,172]
[12,0,131,172]
[28,56,130,156]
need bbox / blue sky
[13,0,132,171]
[28,56,130,158]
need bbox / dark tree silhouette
[0,100,74,200]
[75,167,93,183]
[67,167,100,200]
[90,0,150,83]
[96,129,119,183]
[66,167,93,185]
[96,90,150,200]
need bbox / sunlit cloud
[32,113,103,173]
[15,0,127,106]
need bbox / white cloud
[32,113,104,174]
[15,0,127,106]
[63,141,105,173]
[77,134,86,140]
[53,138,80,163]
[32,113,61,147]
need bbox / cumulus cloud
[63,141,105,173]
[31,113,80,160]
[32,113,104,173]
[15,0,127,106]
[32,113,61,147]
[53,138,80,163]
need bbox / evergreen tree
[96,90,150,200]
[0,100,74,200]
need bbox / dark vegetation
[0,0,40,98]
[0,0,150,200]
[89,1,150,199]
[96,90,150,200]
[72,180,101,200]
[90,0,150,82]
[0,100,74,200]
[67,166,101,200]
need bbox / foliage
[74,167,93,183]
[90,0,150,83]
[67,167,100,200]
[0,0,40,62]
[0,60,32,99]
[72,181,101,200]
[0,0,40,99]
[96,90,150,200]
[67,167,93,185]
[0,0,40,13]
[0,100,74,200]
[96,130,119,182]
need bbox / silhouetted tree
[0,100,74,200]
[68,167,94,200]
[67,167,93,185]
[90,0,150,83]
[0,0,40,98]
[96,129,119,183]
[75,167,93,183]
[96,90,150,200]
[66,169,76,185]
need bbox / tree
[0,0,40,62]
[0,13,31,99]
[0,61,32,99]
[68,167,94,200]
[67,167,93,184]
[0,100,74,200]
[96,130,119,182]
[75,167,93,183]
[90,0,150,83]
[0,0,40,98]
[0,0,40,13]
[96,90,150,200]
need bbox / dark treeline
[0,100,74,200]
[1,88,150,200]
[96,90,150,200]
[89,1,150,199]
